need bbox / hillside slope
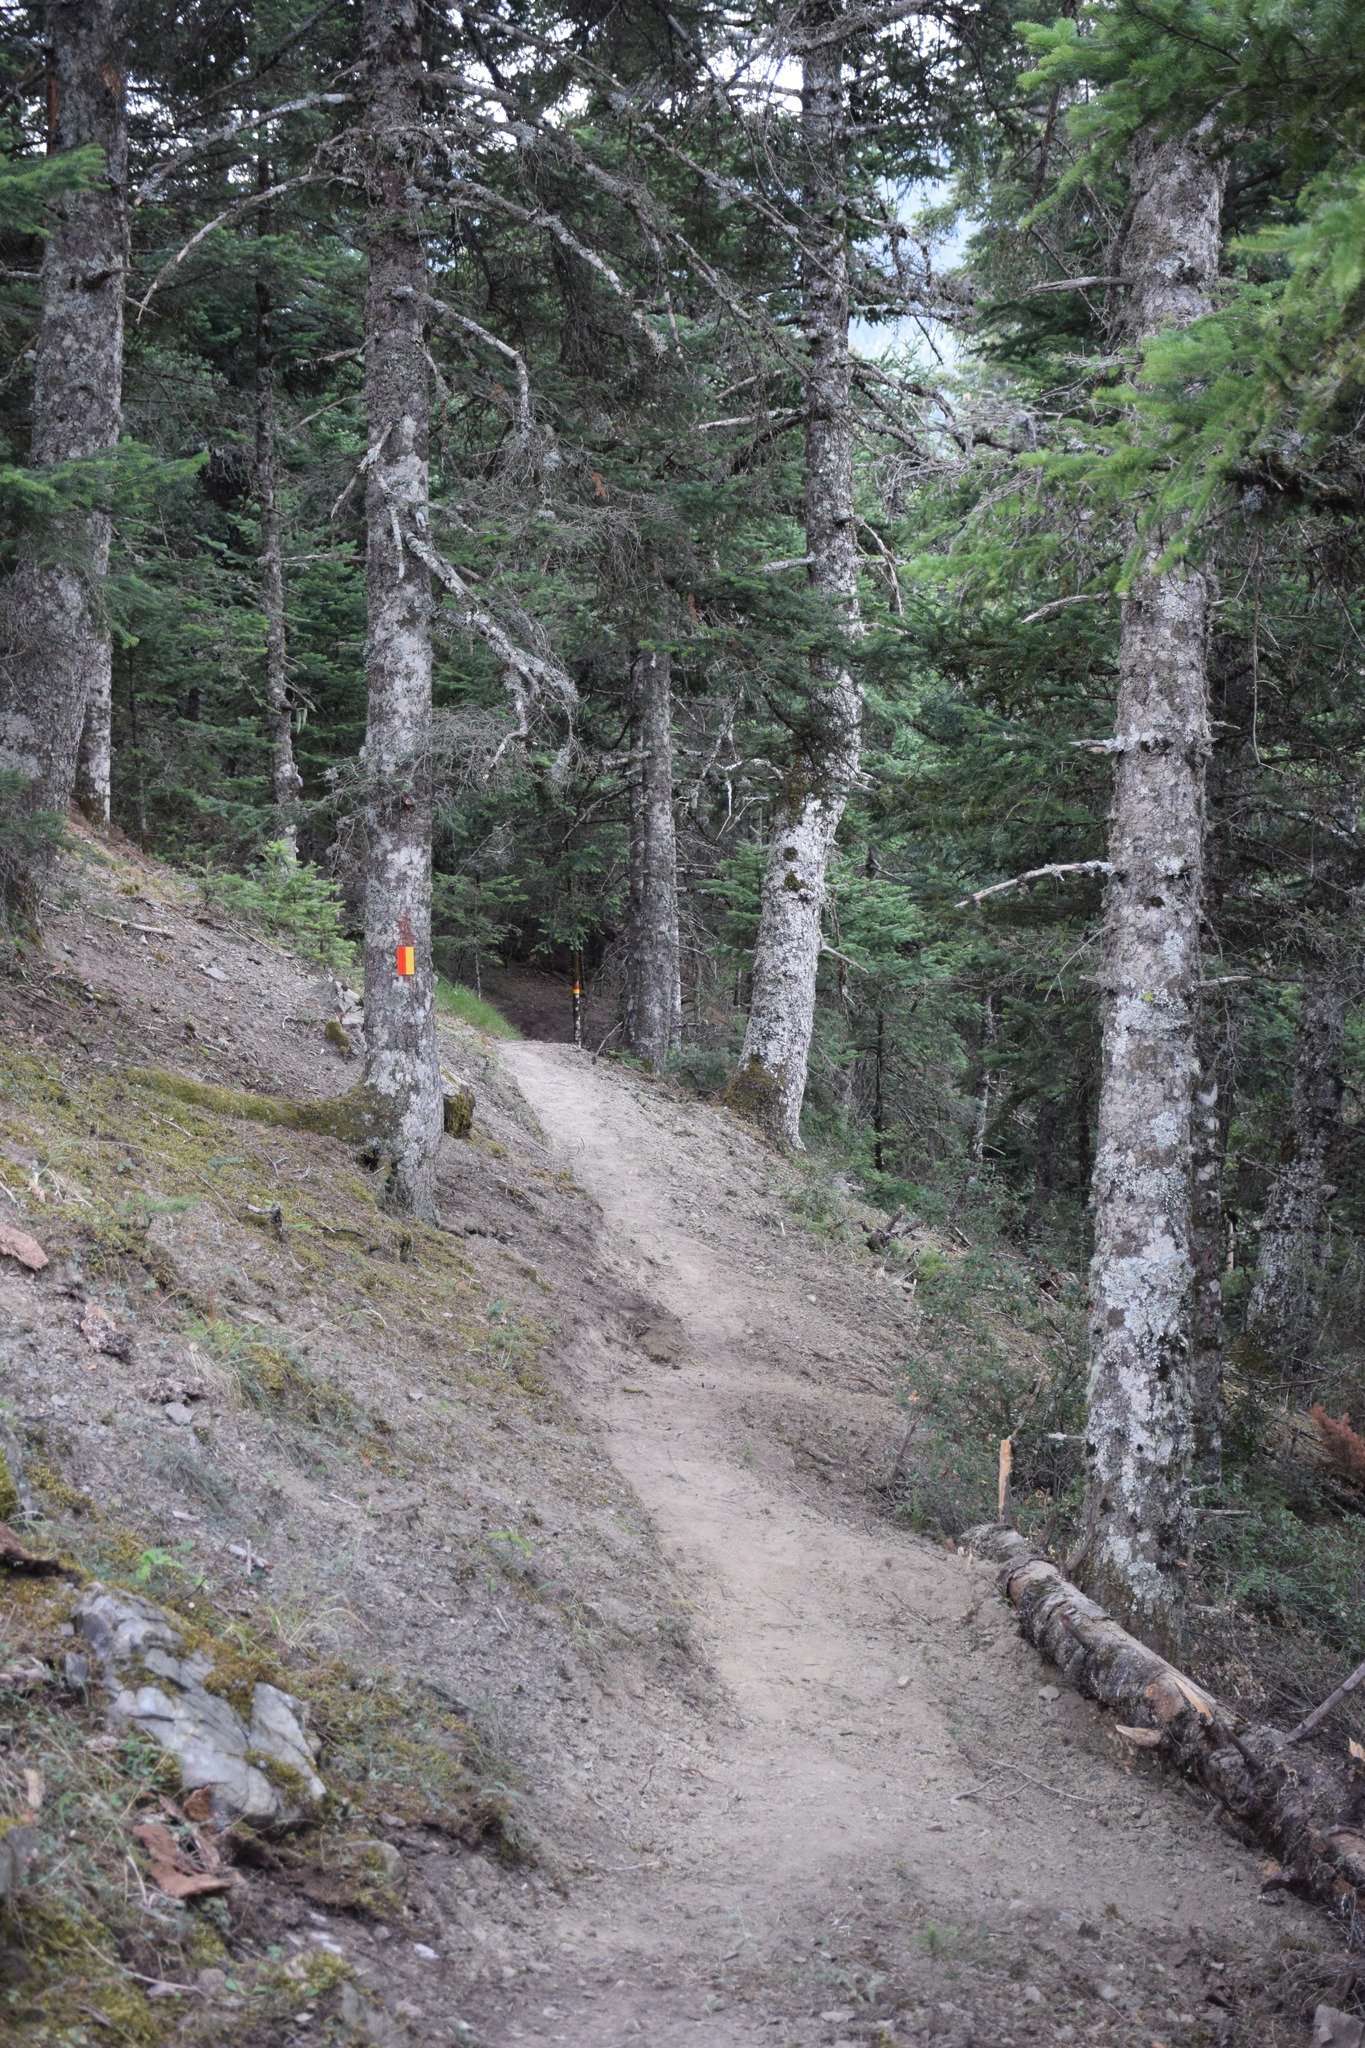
[0,835,1344,2048]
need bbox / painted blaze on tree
[355,0,443,1221]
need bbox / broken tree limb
[965,1523,1365,1932]
[403,531,577,709]
[955,860,1111,911]
[1288,1657,1365,1748]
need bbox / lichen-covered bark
[255,254,302,839]
[1244,977,1345,1380]
[0,0,126,884]
[358,0,442,1221]
[728,30,861,1152]
[1190,1011,1234,1478]
[1189,644,1254,1477]
[1074,123,1225,1655]
[623,645,680,1074]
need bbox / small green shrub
[893,1249,1087,1538]
[434,976,518,1038]
[198,839,354,969]
[1197,1483,1365,1653]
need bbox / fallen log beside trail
[964,1522,1365,1935]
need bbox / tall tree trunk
[726,26,860,1150]
[0,0,126,893]
[255,161,301,842]
[623,643,680,1073]
[357,0,442,1221]
[1073,122,1225,1656]
[1244,976,1345,1381]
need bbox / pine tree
[727,10,862,1151]
[1071,119,1227,1653]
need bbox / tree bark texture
[358,0,442,1221]
[1075,122,1225,1655]
[1244,977,1346,1381]
[0,0,126,882]
[968,1524,1365,1928]
[256,267,302,837]
[1188,641,1254,1477]
[727,31,861,1151]
[623,644,680,1074]
[1190,1008,1235,1478]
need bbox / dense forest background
[3,0,1365,1687]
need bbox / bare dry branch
[404,530,577,708]
[134,171,332,317]
[956,861,1111,910]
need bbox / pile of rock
[72,1584,325,1827]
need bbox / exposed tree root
[965,1523,1365,1939]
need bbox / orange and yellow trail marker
[395,944,416,978]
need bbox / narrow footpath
[466,1042,1306,2048]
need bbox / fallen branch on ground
[1288,1657,1365,1748]
[964,1523,1365,1935]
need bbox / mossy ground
[0,1035,549,1414]
[0,1018,538,2045]
[0,1499,516,2047]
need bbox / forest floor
[0,834,1353,2048]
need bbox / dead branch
[1287,1658,1365,1748]
[956,861,1111,910]
[782,0,940,52]
[404,531,577,708]
[135,96,351,205]
[444,177,667,357]
[1019,593,1110,625]
[422,295,532,434]
[134,171,333,317]
[856,516,905,616]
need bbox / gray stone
[339,1983,411,2046]
[1315,2007,1365,2048]
[248,1681,325,1804]
[73,1584,324,1828]
[76,1585,181,1668]
[108,1679,279,1823]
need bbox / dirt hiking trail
[0,847,1333,2048]
[479,1041,1312,2047]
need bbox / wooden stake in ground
[996,1437,1013,1525]
[356,0,442,1220]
